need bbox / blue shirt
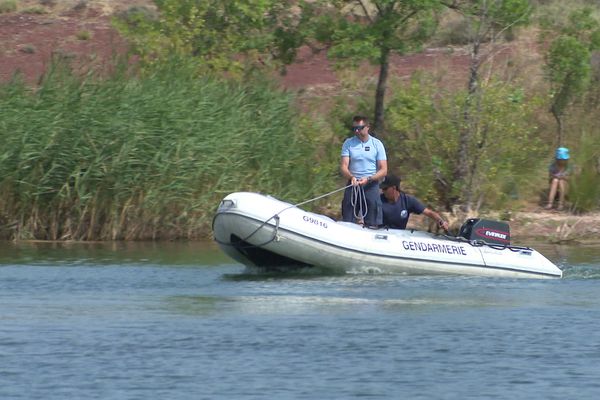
[341,135,386,178]
[381,192,426,229]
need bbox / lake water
[1,241,600,399]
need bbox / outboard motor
[458,218,511,245]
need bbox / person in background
[545,147,572,211]
[380,174,449,231]
[340,115,388,227]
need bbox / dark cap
[380,174,401,189]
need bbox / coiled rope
[349,184,368,222]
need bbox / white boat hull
[212,192,563,279]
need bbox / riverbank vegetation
[0,60,338,240]
[1,0,599,241]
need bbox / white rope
[350,184,368,222]
[288,183,352,209]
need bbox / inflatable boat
[212,192,563,279]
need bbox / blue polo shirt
[381,192,426,229]
[341,135,386,178]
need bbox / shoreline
[410,210,600,245]
[4,210,599,245]
[508,210,600,244]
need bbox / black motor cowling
[458,218,510,245]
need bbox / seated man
[380,174,449,231]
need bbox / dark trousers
[341,181,382,226]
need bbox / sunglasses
[351,125,366,132]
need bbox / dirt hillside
[0,0,145,83]
[0,0,472,88]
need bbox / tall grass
[570,130,600,213]
[0,0,17,14]
[0,61,337,240]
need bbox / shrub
[0,0,17,14]
[570,131,600,212]
[19,44,36,54]
[75,30,92,40]
[384,74,546,211]
[21,6,46,14]
[113,5,158,28]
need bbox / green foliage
[445,0,531,40]
[543,6,600,143]
[21,6,46,14]
[113,0,288,75]
[569,132,600,213]
[0,0,16,13]
[384,74,546,210]
[435,0,532,208]
[19,44,36,54]
[562,7,600,48]
[436,0,531,46]
[458,0,532,31]
[432,12,473,46]
[545,35,591,116]
[0,60,338,240]
[311,0,439,64]
[75,30,92,41]
[299,0,441,131]
[115,4,159,25]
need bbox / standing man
[340,115,388,227]
[380,174,449,231]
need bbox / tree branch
[356,0,374,23]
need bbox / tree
[544,7,600,146]
[114,0,294,75]
[441,0,531,210]
[385,75,544,212]
[302,0,439,133]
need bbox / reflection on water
[166,292,525,318]
[165,295,230,316]
[0,240,230,266]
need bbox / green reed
[0,61,337,240]
[569,131,600,213]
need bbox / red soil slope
[0,1,471,89]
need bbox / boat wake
[347,266,386,275]
[561,265,600,279]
